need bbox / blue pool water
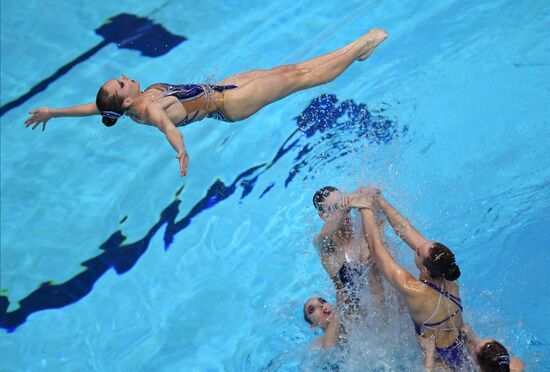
[1,0,549,370]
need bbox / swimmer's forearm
[51,103,99,117]
[361,210,387,260]
[378,196,425,250]
[360,208,413,290]
[460,324,478,355]
[164,127,186,154]
[378,196,411,234]
[322,314,341,348]
[422,348,434,372]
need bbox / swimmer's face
[304,297,334,329]
[414,240,433,273]
[103,75,141,100]
[319,190,345,221]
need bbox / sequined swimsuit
[153,83,238,125]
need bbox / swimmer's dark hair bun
[102,116,117,127]
[425,242,461,281]
[443,263,461,281]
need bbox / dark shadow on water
[0,13,186,116]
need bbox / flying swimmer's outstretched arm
[24,103,99,131]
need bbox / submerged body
[461,325,524,371]
[350,189,468,369]
[303,187,388,350]
[312,187,385,312]
[412,280,467,369]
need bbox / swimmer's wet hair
[423,242,461,281]
[313,186,338,212]
[303,310,313,325]
[303,300,317,325]
[477,340,510,372]
[96,86,125,127]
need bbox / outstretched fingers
[25,112,47,131]
[24,108,52,131]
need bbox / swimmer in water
[24,29,388,177]
[352,188,468,370]
[302,297,343,349]
[461,325,525,371]
[312,186,385,314]
[304,190,387,349]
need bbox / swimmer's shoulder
[144,83,165,93]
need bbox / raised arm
[417,334,436,372]
[143,103,190,176]
[376,194,429,252]
[313,215,345,251]
[321,313,342,349]
[356,196,417,296]
[460,324,479,356]
[313,196,351,250]
[25,103,99,131]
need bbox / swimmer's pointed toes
[357,29,388,61]
[370,29,389,40]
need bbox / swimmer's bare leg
[356,30,388,61]
[224,29,387,120]
[216,36,366,86]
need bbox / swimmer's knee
[290,66,310,79]
[267,65,291,74]
[314,68,337,85]
[299,67,332,86]
[288,67,319,89]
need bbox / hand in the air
[356,186,381,198]
[417,333,436,354]
[25,107,54,131]
[348,193,376,210]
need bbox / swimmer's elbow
[157,120,179,136]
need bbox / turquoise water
[1,0,549,370]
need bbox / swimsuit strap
[422,282,444,326]
[421,280,462,309]
[424,309,462,328]
[420,280,463,331]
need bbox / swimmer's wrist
[50,108,67,118]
